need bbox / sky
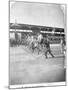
[10,1,65,28]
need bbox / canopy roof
[10,23,64,32]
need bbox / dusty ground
[9,44,66,85]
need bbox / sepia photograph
[9,0,66,88]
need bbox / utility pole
[14,19,18,44]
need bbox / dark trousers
[45,48,54,58]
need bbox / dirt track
[10,44,65,85]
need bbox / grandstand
[9,23,65,46]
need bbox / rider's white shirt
[37,34,43,42]
[31,36,34,43]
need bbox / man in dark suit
[44,35,54,58]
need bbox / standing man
[44,35,54,58]
[60,37,66,54]
[37,33,43,46]
[37,33,43,41]
[37,33,43,52]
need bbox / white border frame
[9,82,66,89]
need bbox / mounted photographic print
[9,0,66,89]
